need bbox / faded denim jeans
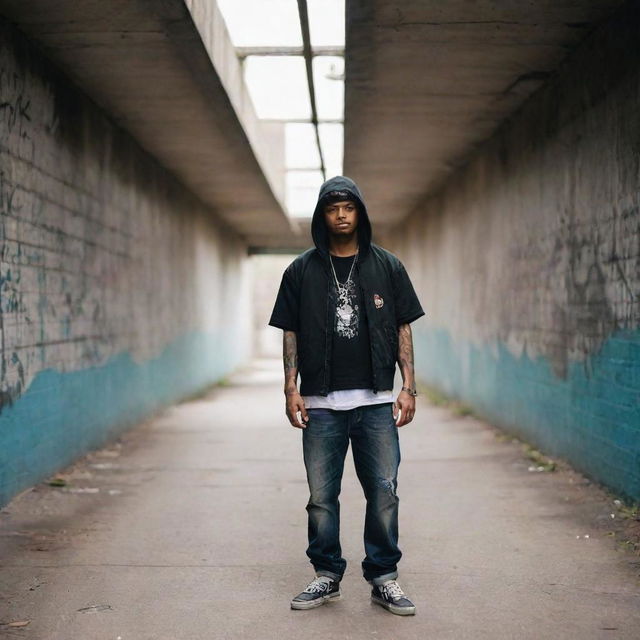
[302,402,402,585]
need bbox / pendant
[337,303,353,325]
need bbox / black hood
[311,175,372,258]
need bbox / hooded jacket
[269,176,424,396]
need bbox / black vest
[292,244,407,396]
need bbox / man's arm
[283,330,308,429]
[393,323,416,427]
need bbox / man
[269,176,424,616]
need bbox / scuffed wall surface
[386,6,640,500]
[0,20,250,506]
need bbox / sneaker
[371,579,416,616]
[291,575,341,610]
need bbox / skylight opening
[244,56,311,120]
[217,0,345,218]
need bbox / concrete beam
[344,0,626,231]
[0,0,303,249]
[235,45,344,58]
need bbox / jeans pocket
[307,408,334,417]
[363,403,396,432]
[305,408,343,438]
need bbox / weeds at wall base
[420,381,640,560]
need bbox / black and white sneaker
[290,575,341,610]
[371,580,416,616]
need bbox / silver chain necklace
[329,250,359,337]
[329,250,358,293]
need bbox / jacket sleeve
[268,265,300,332]
[392,262,425,326]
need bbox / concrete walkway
[1,359,639,640]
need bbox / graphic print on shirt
[335,279,359,339]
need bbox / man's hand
[286,390,309,429]
[393,389,416,427]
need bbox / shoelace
[381,580,405,600]
[304,577,331,594]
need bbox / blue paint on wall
[0,330,241,507]
[413,327,640,501]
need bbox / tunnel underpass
[0,1,639,637]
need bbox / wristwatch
[401,386,417,397]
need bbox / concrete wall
[0,19,251,507]
[250,254,299,358]
[385,5,640,501]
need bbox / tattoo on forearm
[398,323,415,385]
[283,331,297,371]
[283,330,299,395]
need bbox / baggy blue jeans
[302,402,402,585]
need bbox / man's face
[323,200,358,237]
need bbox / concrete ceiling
[0,0,303,250]
[344,0,625,232]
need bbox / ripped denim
[302,402,401,583]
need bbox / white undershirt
[303,388,394,411]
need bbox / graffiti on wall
[0,27,239,415]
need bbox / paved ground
[1,359,639,640]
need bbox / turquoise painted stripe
[413,327,640,501]
[0,330,242,507]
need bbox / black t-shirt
[328,255,373,391]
